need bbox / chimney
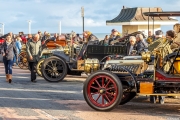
[123,6,125,9]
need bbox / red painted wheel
[83,70,123,111]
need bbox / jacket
[15,41,22,53]
[134,40,147,55]
[108,35,121,45]
[26,39,41,62]
[1,41,18,60]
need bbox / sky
[0,0,180,34]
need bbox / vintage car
[40,31,148,82]
[82,11,180,111]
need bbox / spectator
[41,31,48,42]
[51,33,58,41]
[27,34,32,41]
[26,34,41,83]
[13,37,22,66]
[1,34,18,83]
[38,30,42,41]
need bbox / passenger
[126,36,136,55]
[26,34,41,83]
[155,30,163,41]
[103,35,109,46]
[74,33,83,44]
[109,29,121,45]
[134,34,147,55]
[99,35,109,46]
[147,31,155,44]
[1,35,18,83]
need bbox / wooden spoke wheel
[83,70,123,111]
[41,56,67,82]
[36,58,45,77]
[18,52,29,70]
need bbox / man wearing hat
[109,29,121,45]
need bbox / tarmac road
[0,63,179,120]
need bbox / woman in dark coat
[1,35,18,83]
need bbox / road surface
[0,63,179,120]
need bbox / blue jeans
[3,58,13,74]
[13,51,19,65]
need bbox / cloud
[0,0,180,34]
[47,15,63,20]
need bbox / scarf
[6,41,11,46]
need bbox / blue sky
[0,0,180,34]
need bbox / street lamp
[59,21,61,35]
[0,23,4,35]
[81,6,84,40]
[27,20,31,34]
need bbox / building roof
[106,7,178,26]
[143,11,180,16]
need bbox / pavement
[0,63,179,120]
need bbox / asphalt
[0,63,179,120]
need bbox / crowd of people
[0,27,179,85]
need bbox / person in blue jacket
[13,36,22,66]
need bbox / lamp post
[59,21,61,35]
[0,23,4,35]
[27,20,31,34]
[81,6,84,40]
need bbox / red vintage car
[0,38,5,53]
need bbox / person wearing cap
[109,29,121,45]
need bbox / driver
[83,31,99,43]
[78,31,99,60]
